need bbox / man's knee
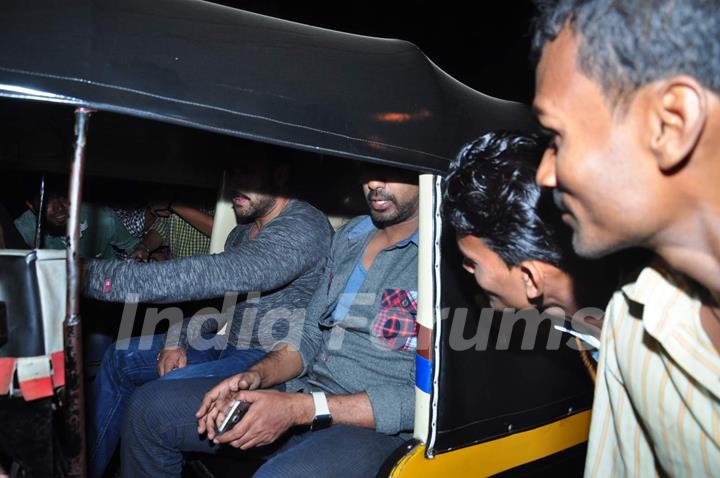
[101,337,157,383]
[123,381,163,438]
[100,342,129,381]
[99,341,126,378]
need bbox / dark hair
[28,177,67,206]
[443,131,570,268]
[532,0,720,105]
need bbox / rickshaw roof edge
[0,0,537,172]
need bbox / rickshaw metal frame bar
[414,174,436,445]
[425,175,444,458]
[64,107,93,478]
[34,175,46,249]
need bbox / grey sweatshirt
[84,200,333,350]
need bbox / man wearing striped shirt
[532,0,720,476]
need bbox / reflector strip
[18,376,54,401]
[0,358,16,395]
[51,351,65,388]
[416,324,432,361]
[16,356,54,401]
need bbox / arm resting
[364,383,415,434]
[250,344,304,388]
[171,205,214,237]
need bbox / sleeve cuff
[365,384,415,435]
[298,340,317,375]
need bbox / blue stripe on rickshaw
[415,353,432,394]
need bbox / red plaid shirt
[371,288,418,350]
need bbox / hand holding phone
[216,399,250,434]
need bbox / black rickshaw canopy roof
[0,0,536,173]
[0,1,596,462]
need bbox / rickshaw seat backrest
[0,250,66,359]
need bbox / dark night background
[0,0,538,213]
[211,1,537,103]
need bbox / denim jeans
[88,335,266,478]
[121,377,407,478]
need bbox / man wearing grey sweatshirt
[120,168,419,478]
[84,162,333,478]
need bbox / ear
[649,76,707,172]
[520,260,545,302]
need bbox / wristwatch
[310,391,332,430]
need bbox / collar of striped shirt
[620,264,720,400]
[585,262,720,477]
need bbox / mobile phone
[217,400,250,434]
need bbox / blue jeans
[121,377,407,478]
[88,335,266,478]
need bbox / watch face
[312,413,332,430]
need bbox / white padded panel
[35,250,66,355]
[209,171,237,254]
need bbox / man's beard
[366,190,415,228]
[234,195,276,222]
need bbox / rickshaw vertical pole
[64,107,93,478]
[34,175,46,249]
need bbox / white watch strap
[311,391,330,417]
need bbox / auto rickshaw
[0,0,593,476]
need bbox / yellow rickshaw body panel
[391,410,590,477]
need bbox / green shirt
[14,204,139,259]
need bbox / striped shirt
[585,264,720,477]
